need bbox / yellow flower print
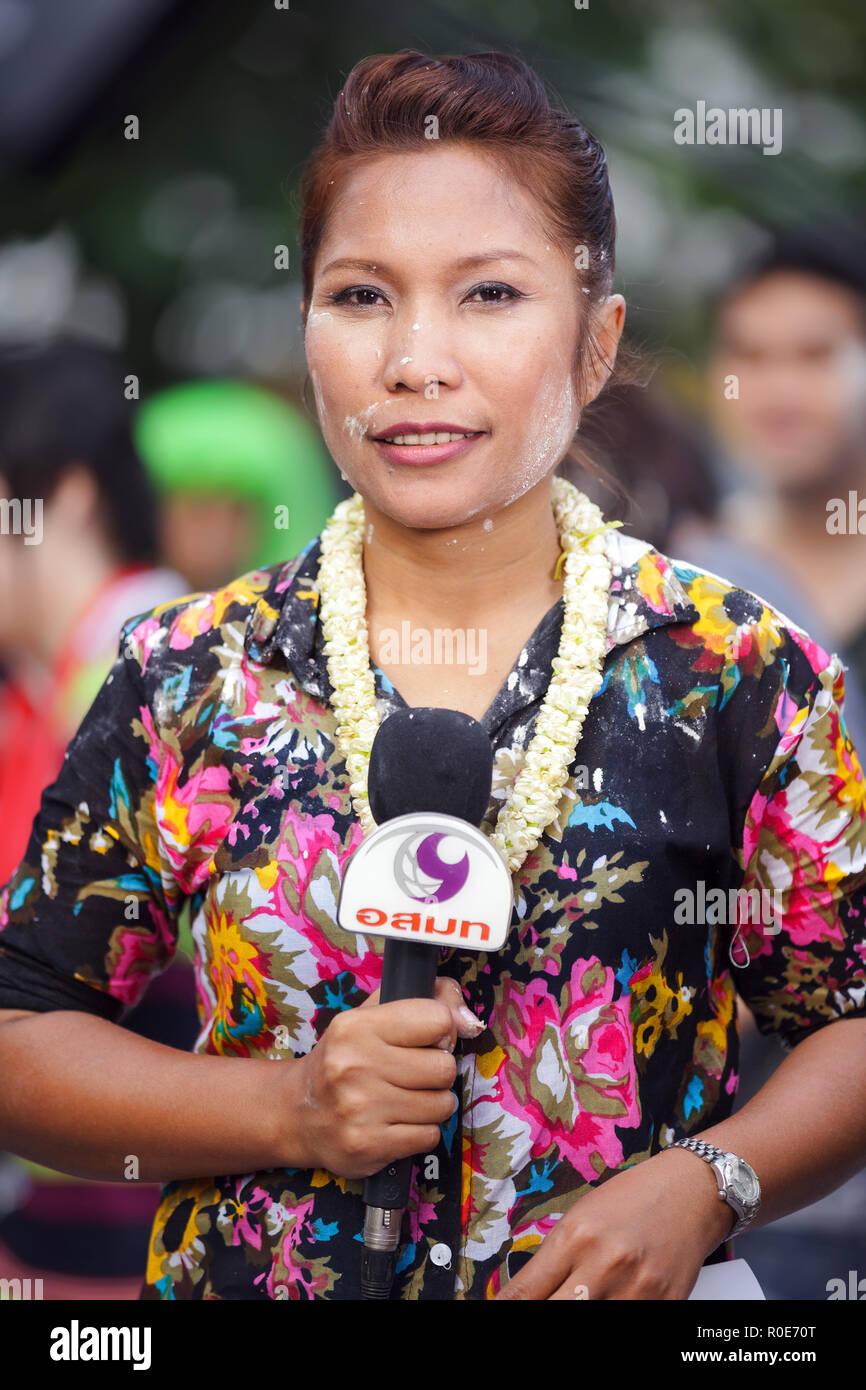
[630,933,694,1058]
[146,1179,220,1288]
[688,573,785,670]
[206,910,273,1056]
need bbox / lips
[371,429,487,467]
[372,421,482,440]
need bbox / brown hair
[297,48,646,479]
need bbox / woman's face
[303,143,623,532]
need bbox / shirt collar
[244,527,699,701]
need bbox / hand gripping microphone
[336,707,514,1299]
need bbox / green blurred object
[134,379,341,570]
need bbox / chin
[381,499,483,532]
[359,474,496,530]
[757,448,836,488]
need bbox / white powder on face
[310,360,389,446]
[309,368,327,427]
[343,401,386,441]
[500,371,579,508]
[309,370,372,485]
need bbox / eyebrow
[319,249,537,277]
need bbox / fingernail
[436,1034,456,1052]
[457,1005,485,1034]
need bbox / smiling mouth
[369,429,487,468]
[374,430,483,445]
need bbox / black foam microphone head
[367,707,493,827]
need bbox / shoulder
[611,528,840,702]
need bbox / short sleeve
[0,630,183,1022]
[730,650,866,1049]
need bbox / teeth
[381,431,475,445]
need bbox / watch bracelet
[672,1137,726,1162]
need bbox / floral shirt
[1,521,865,1301]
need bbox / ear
[581,293,627,407]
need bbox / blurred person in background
[0,340,194,884]
[134,377,344,593]
[0,337,197,1297]
[669,233,866,755]
[668,236,866,1299]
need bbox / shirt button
[430,1243,452,1268]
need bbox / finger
[549,1271,592,1301]
[434,976,485,1041]
[362,984,482,1046]
[375,1042,457,1091]
[431,979,459,1051]
[548,1250,650,1301]
[362,987,455,1050]
[359,1123,446,1171]
[358,989,453,1050]
[494,1226,577,1301]
[372,997,456,1048]
[379,1081,459,1127]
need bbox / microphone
[336,707,514,1299]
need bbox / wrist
[255,1053,319,1171]
[659,1145,736,1251]
[668,1135,762,1240]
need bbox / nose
[381,311,462,396]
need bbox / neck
[361,475,565,628]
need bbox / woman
[0,50,864,1302]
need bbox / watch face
[727,1157,760,1204]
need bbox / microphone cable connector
[360,1204,403,1299]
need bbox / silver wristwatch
[670,1138,761,1237]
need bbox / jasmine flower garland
[317,474,618,875]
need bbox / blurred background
[0,0,863,1300]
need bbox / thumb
[434,976,485,1042]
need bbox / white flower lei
[317,474,617,876]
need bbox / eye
[326,286,387,308]
[325,282,524,308]
[465,282,523,304]
[798,342,834,363]
[726,344,763,362]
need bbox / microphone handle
[362,939,441,1212]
